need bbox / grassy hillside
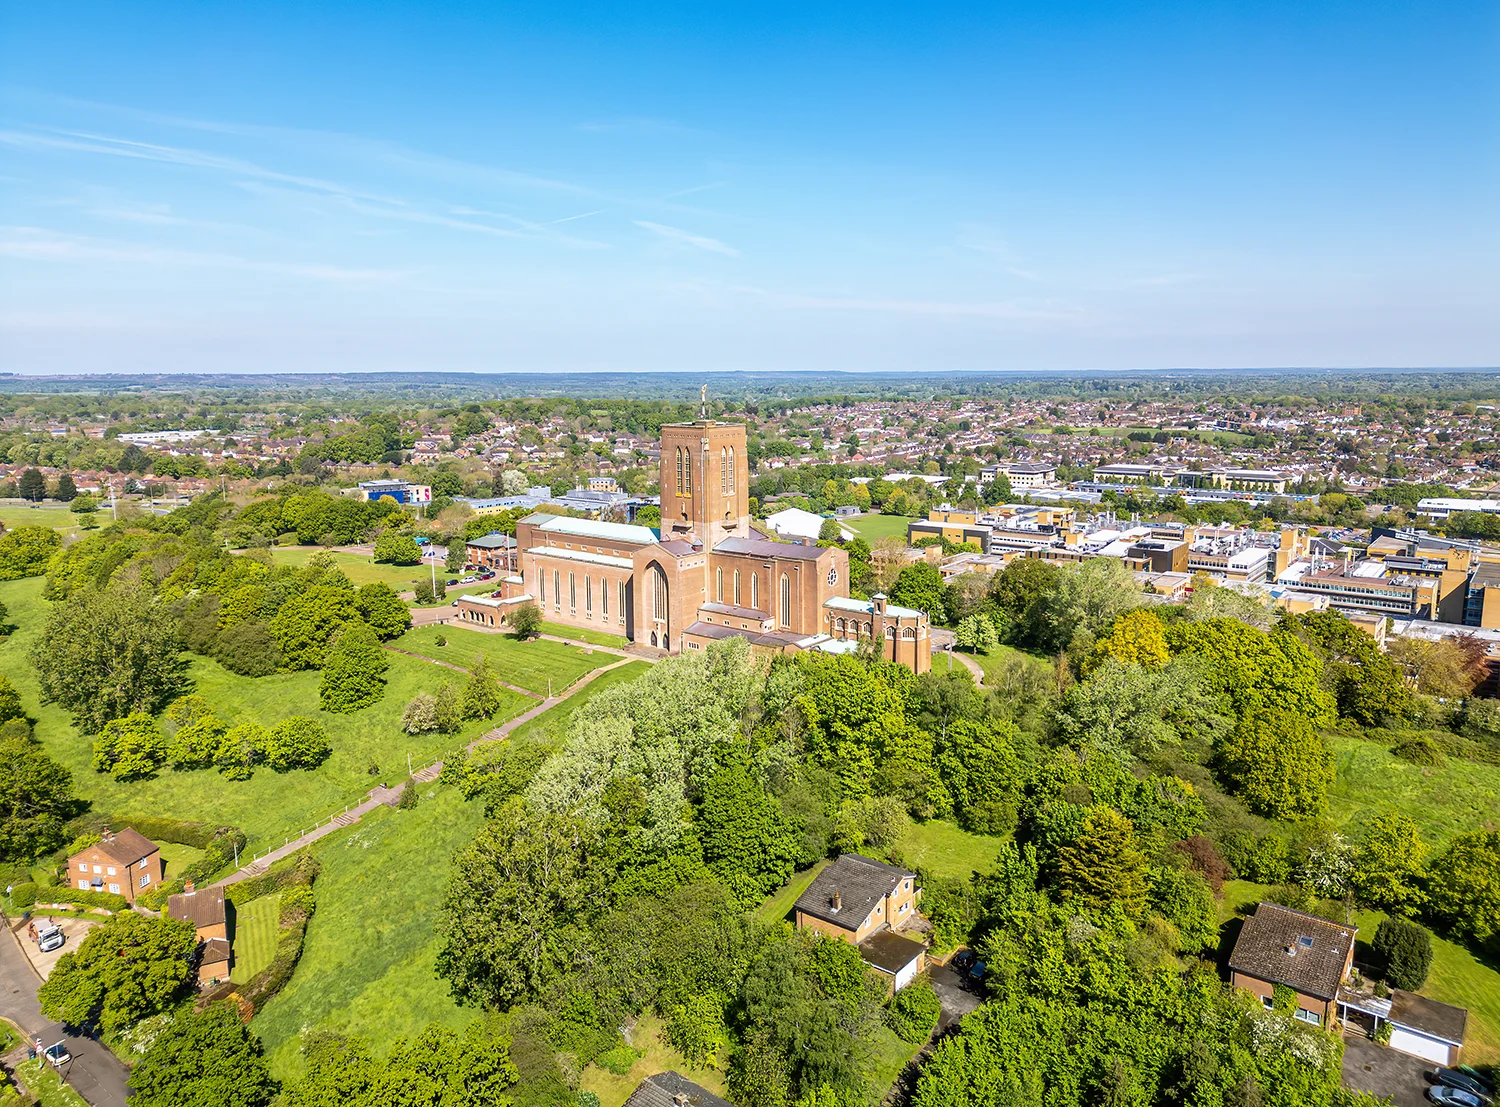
[1327,733,1500,849]
[396,623,607,696]
[254,784,485,1079]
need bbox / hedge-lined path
[210,655,650,888]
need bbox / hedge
[233,853,320,1013]
[35,887,128,912]
[885,978,941,1044]
[104,815,225,849]
[8,882,37,910]
[225,852,320,905]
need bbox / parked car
[43,1042,70,1067]
[966,960,987,988]
[951,949,975,972]
[446,579,459,587]
[1458,1069,1497,1098]
[1434,1071,1493,1103]
[459,576,477,584]
[37,925,64,953]
[1429,1087,1487,1107]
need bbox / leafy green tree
[445,537,466,572]
[91,713,168,781]
[1087,609,1169,671]
[70,493,98,514]
[0,729,75,862]
[32,583,187,733]
[1371,918,1432,991]
[318,623,390,713]
[0,674,22,723]
[1294,610,1415,726]
[1057,657,1228,764]
[0,524,60,579]
[1164,618,1336,723]
[1033,558,1139,653]
[1426,831,1500,943]
[886,978,942,1043]
[213,620,281,676]
[461,655,504,720]
[127,1002,277,1107]
[1051,806,1148,917]
[1351,813,1427,915]
[953,613,1000,653]
[1147,866,1219,952]
[17,468,45,503]
[38,911,196,1034]
[372,532,422,565]
[269,584,359,670]
[696,758,799,907]
[264,717,332,772]
[1214,705,1333,819]
[665,993,730,1067]
[937,718,1023,834]
[509,600,541,639]
[891,562,948,623]
[52,473,78,502]
[401,692,440,734]
[167,713,228,769]
[216,721,269,780]
[281,1031,377,1107]
[354,582,411,640]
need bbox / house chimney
[184,880,195,894]
[832,889,841,911]
[674,1095,690,1107]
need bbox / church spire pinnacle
[700,382,708,420]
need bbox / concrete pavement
[0,918,130,1107]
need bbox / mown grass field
[757,860,829,926]
[844,513,912,544]
[1326,733,1500,849]
[1217,881,1500,1063]
[539,619,631,649]
[503,660,652,746]
[253,785,485,1079]
[0,503,84,533]
[902,819,1009,881]
[579,1013,730,1107]
[154,841,206,881]
[395,624,607,697]
[0,578,519,850]
[230,892,282,984]
[261,546,436,590]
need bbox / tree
[510,600,542,639]
[446,537,466,571]
[1147,866,1219,952]
[886,978,942,1044]
[264,717,331,772]
[697,759,799,907]
[1214,706,1333,819]
[1056,658,1227,764]
[401,692,440,734]
[50,473,78,502]
[937,719,1023,834]
[891,562,947,623]
[953,614,999,653]
[213,620,281,676]
[818,518,844,543]
[1164,618,1336,724]
[354,582,411,640]
[70,493,98,514]
[1351,813,1427,915]
[1088,609,1169,671]
[32,584,186,734]
[38,911,196,1034]
[0,674,22,723]
[461,655,504,720]
[91,713,168,781]
[319,623,389,712]
[372,532,422,565]
[1426,831,1500,943]
[0,524,62,579]
[1033,558,1139,653]
[216,722,268,780]
[17,468,45,503]
[128,1003,276,1107]
[1051,806,1148,917]
[1371,918,1432,991]
[269,584,359,670]
[167,713,228,770]
[0,729,75,862]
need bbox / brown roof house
[66,828,163,905]
[623,1072,733,1107]
[795,854,926,991]
[1228,902,1356,1029]
[168,882,230,986]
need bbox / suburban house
[1337,988,1469,1066]
[167,881,231,986]
[465,532,518,572]
[67,828,163,905]
[794,854,926,991]
[1228,902,1356,1028]
[623,1071,733,1107]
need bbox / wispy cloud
[731,283,1083,321]
[0,226,403,282]
[633,220,738,257]
[661,181,727,201]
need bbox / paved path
[942,647,986,687]
[210,654,648,887]
[0,920,130,1107]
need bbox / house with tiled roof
[795,854,926,991]
[66,828,163,905]
[1228,902,1356,1028]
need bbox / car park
[1433,1070,1493,1104]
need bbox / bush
[886,978,941,1043]
[9,882,37,909]
[264,717,331,772]
[1393,735,1445,766]
[91,713,167,781]
[577,1094,602,1107]
[596,1046,638,1076]
[35,886,128,911]
[397,780,418,809]
[280,883,316,921]
[1173,835,1231,893]
[1372,918,1432,990]
[510,601,542,640]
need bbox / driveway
[1341,1032,1436,1107]
[927,962,982,1031]
[16,916,100,981]
[0,920,130,1107]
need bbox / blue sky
[1,1,1496,374]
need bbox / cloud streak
[633,220,738,257]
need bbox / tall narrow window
[536,568,543,601]
[652,567,668,622]
[780,573,791,627]
[733,569,741,606]
[618,581,626,620]
[586,576,592,613]
[569,572,576,610]
[751,573,759,611]
[720,446,727,494]
[553,570,560,607]
[684,449,692,494]
[716,567,724,603]
[601,577,608,616]
[728,446,735,492]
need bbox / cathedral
[456,414,931,671]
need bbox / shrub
[577,1094,602,1107]
[397,780,418,809]
[1372,918,1432,990]
[596,1046,638,1076]
[510,601,542,640]
[35,886,129,911]
[1173,835,1231,893]
[91,713,167,781]
[886,978,941,1044]
[434,634,447,647]
[264,717,331,772]
[216,722,268,780]
[9,882,37,909]
[1392,735,1445,767]
[280,883,316,921]
[213,620,281,676]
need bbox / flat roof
[858,929,926,974]
[538,516,658,546]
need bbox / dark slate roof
[1389,990,1468,1045]
[713,536,828,561]
[1228,903,1355,1001]
[92,828,158,866]
[795,854,915,930]
[466,533,516,549]
[684,621,741,641]
[168,886,226,930]
[858,930,926,974]
[657,539,700,556]
[684,622,811,649]
[698,602,771,621]
[622,1072,734,1107]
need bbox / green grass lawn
[844,513,913,544]
[261,547,438,590]
[155,841,206,881]
[0,1018,20,1053]
[14,1059,90,1107]
[901,819,1009,881]
[757,860,829,926]
[503,661,652,746]
[859,1024,925,1101]
[1326,733,1500,850]
[579,1013,729,1107]
[966,643,1053,688]
[397,623,608,697]
[1216,881,1500,1063]
[538,620,631,649]
[0,578,511,852]
[0,503,82,533]
[230,892,282,985]
[253,784,485,1080]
